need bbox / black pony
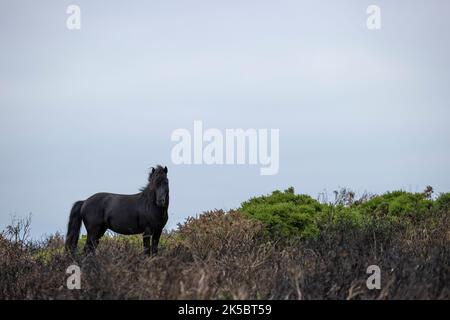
[65,165,169,255]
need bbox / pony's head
[148,165,169,208]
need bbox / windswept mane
[140,165,167,193]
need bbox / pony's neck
[141,184,155,205]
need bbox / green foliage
[240,187,325,238]
[436,192,450,211]
[358,190,433,222]
[323,205,365,227]
[241,187,443,238]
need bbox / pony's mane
[140,165,167,194]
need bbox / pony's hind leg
[84,225,107,255]
[84,233,102,255]
[83,234,97,254]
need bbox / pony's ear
[148,167,155,180]
[164,166,168,174]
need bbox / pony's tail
[65,201,84,255]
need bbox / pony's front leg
[151,228,162,255]
[143,231,151,256]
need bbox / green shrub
[435,192,450,211]
[323,205,366,227]
[240,188,444,238]
[240,187,325,238]
[357,190,433,222]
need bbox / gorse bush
[240,187,443,239]
[358,190,433,221]
[240,187,325,238]
[436,192,450,211]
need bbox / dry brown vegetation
[1,204,449,300]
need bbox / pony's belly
[108,220,144,235]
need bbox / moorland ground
[1,187,449,299]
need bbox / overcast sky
[1,0,449,238]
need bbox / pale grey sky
[1,0,449,238]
